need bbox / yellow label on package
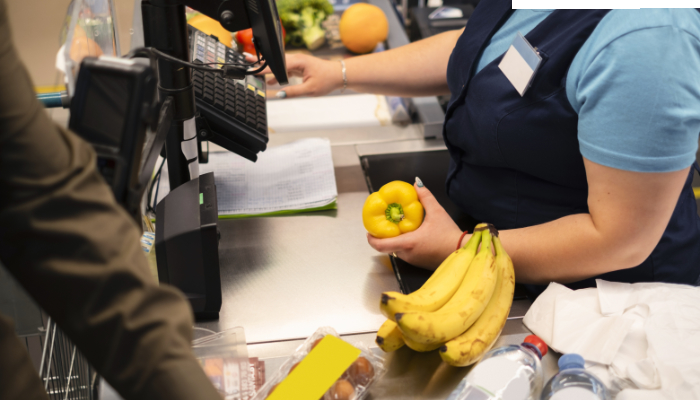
[247,84,256,92]
[266,335,361,400]
[257,90,266,98]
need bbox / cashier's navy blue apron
[443,3,700,297]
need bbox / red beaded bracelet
[456,230,469,251]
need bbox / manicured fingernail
[243,52,255,58]
[416,177,424,187]
[276,91,287,99]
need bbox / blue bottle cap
[558,353,585,370]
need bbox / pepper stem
[385,203,405,223]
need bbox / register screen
[80,71,132,148]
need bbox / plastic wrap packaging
[252,327,386,400]
[193,327,252,400]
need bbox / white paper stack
[155,138,338,217]
[266,94,392,133]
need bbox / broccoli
[277,0,334,50]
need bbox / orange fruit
[339,4,389,54]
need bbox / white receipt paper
[156,138,338,216]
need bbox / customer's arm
[0,1,220,399]
[252,28,464,98]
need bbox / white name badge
[498,32,542,97]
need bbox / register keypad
[189,27,268,149]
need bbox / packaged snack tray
[252,327,386,400]
[193,327,252,400]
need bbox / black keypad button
[245,115,256,127]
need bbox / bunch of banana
[439,234,515,366]
[375,225,486,352]
[375,223,515,366]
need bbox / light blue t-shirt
[473,9,700,173]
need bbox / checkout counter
[123,1,561,397]
[199,127,558,399]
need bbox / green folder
[218,199,337,219]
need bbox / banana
[379,227,485,321]
[395,227,498,346]
[439,233,516,366]
[375,319,405,352]
[403,334,444,352]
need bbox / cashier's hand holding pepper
[367,178,464,270]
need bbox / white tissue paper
[523,280,700,399]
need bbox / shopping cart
[1,260,97,400]
[38,317,97,400]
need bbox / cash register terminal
[143,0,288,320]
[66,0,287,320]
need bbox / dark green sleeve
[0,1,221,399]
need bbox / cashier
[0,1,220,399]
[266,6,700,294]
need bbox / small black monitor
[69,57,157,223]
[183,0,288,85]
[78,71,133,148]
[247,0,288,85]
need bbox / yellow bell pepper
[362,181,424,238]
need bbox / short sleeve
[567,13,700,173]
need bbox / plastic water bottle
[540,354,609,400]
[447,335,548,400]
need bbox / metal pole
[141,0,196,191]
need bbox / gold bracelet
[339,59,347,93]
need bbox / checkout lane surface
[193,126,553,399]
[196,126,534,341]
[124,2,553,392]
[97,123,551,400]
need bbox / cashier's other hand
[244,53,342,98]
[367,181,463,270]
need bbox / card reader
[155,172,221,320]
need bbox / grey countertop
[196,125,467,344]
[96,121,553,400]
[126,4,551,393]
[195,124,557,399]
